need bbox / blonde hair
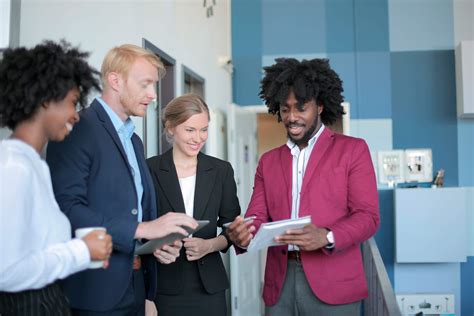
[163,94,210,141]
[101,44,165,87]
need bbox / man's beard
[287,118,320,147]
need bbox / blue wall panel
[374,189,395,285]
[327,52,358,116]
[354,0,389,52]
[262,0,326,55]
[391,50,458,186]
[461,256,474,316]
[325,0,355,53]
[457,119,474,186]
[232,0,262,105]
[356,52,392,119]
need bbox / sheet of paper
[247,216,312,252]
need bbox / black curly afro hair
[259,58,344,125]
[0,40,101,130]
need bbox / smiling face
[43,87,80,141]
[169,112,209,158]
[280,89,323,149]
[118,57,158,118]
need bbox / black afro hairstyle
[0,40,101,130]
[259,58,344,125]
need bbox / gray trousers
[265,259,361,316]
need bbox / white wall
[0,0,10,48]
[454,0,474,45]
[19,0,232,140]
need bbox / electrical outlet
[396,294,455,315]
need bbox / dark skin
[227,90,331,252]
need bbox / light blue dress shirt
[96,97,143,222]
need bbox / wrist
[135,222,148,239]
[325,229,335,249]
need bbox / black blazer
[146,149,240,295]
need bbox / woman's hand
[153,240,182,264]
[183,237,213,261]
[82,230,113,268]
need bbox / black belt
[288,251,301,261]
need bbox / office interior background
[1,0,473,315]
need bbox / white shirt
[178,174,196,218]
[0,139,90,292]
[287,125,325,251]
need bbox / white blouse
[0,139,90,292]
[178,174,196,218]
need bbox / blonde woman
[147,94,240,316]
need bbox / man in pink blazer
[227,58,380,315]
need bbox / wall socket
[396,294,455,315]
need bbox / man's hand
[226,216,256,248]
[183,237,212,261]
[153,240,182,264]
[275,224,329,251]
[135,212,198,240]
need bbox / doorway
[142,38,176,157]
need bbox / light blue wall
[457,119,474,186]
[394,263,461,316]
[389,0,454,52]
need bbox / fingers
[227,217,255,247]
[153,249,178,264]
[161,244,180,257]
[165,212,198,230]
[172,240,183,249]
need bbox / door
[227,103,263,316]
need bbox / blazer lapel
[279,146,293,216]
[301,127,334,194]
[157,150,186,214]
[193,153,217,220]
[91,101,131,175]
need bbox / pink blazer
[244,128,380,306]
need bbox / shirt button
[131,209,138,215]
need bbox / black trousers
[155,260,226,316]
[0,283,71,316]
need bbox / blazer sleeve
[218,162,241,252]
[233,155,273,255]
[47,120,138,254]
[327,139,380,253]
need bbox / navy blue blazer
[46,100,157,311]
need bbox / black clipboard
[134,220,209,255]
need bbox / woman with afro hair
[0,40,113,315]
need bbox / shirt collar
[96,96,135,139]
[286,124,325,155]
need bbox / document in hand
[247,216,312,252]
[134,220,209,255]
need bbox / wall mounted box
[395,187,468,263]
[455,41,474,118]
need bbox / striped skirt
[0,282,71,316]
